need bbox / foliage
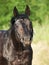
[0,0,49,29]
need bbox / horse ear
[13,6,19,17]
[25,5,30,16]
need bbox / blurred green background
[0,0,49,29]
[0,0,49,65]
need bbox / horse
[0,5,33,65]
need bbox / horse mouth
[21,38,31,47]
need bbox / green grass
[32,21,49,44]
[31,18,49,65]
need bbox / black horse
[0,5,33,65]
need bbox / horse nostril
[23,37,30,41]
[22,38,24,40]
